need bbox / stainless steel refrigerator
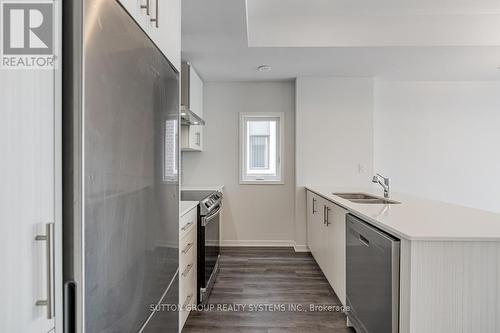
[63,0,179,332]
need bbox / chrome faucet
[372,173,391,198]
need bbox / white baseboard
[220,240,310,253]
[293,243,310,252]
[220,240,294,247]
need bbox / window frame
[239,112,284,185]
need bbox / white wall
[295,77,374,248]
[182,81,296,246]
[375,81,500,213]
[184,78,500,248]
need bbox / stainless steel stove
[180,189,222,304]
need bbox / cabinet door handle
[181,221,194,232]
[325,207,331,226]
[150,0,159,27]
[182,242,194,254]
[182,294,193,309]
[35,223,55,319]
[195,132,200,146]
[312,198,316,214]
[323,205,326,225]
[182,263,193,277]
[140,0,150,15]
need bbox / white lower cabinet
[307,192,326,272]
[326,200,348,305]
[306,191,318,257]
[179,207,197,332]
[318,197,330,273]
[306,190,348,305]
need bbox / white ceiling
[181,0,500,81]
[247,0,500,47]
[247,0,500,16]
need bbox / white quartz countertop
[180,201,198,217]
[181,184,224,192]
[306,186,500,241]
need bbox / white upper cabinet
[181,125,203,151]
[188,65,204,117]
[117,0,181,71]
[181,62,204,118]
[116,0,149,27]
[147,0,181,71]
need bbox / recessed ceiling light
[257,65,272,72]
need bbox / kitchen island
[306,186,500,333]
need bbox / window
[163,118,178,182]
[240,113,284,184]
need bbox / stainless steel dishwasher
[346,214,400,333]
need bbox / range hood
[181,62,206,126]
[181,105,205,126]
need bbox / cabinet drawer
[180,245,196,285]
[179,262,196,299]
[179,259,196,302]
[179,211,197,332]
[179,281,196,330]
[179,228,196,301]
[180,207,197,238]
[180,224,196,257]
[179,264,196,305]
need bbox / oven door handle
[202,205,221,227]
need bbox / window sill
[239,180,285,185]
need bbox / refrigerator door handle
[35,223,55,319]
[63,281,76,333]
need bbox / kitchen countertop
[180,201,198,217]
[181,184,224,192]
[306,186,500,241]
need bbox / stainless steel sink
[333,193,400,205]
[333,193,380,200]
[349,198,400,204]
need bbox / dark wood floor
[183,247,355,333]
